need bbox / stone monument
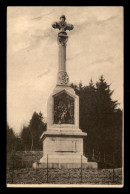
[33,15,97,169]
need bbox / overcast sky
[7,6,123,135]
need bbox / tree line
[71,75,122,167]
[7,112,47,152]
[7,76,122,167]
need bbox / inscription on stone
[56,140,76,152]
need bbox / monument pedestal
[33,129,97,168]
[33,86,97,169]
[34,129,88,168]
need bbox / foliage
[7,124,16,153]
[20,112,47,151]
[7,112,46,152]
[20,126,31,151]
[71,76,122,167]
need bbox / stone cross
[52,15,74,33]
[52,15,74,86]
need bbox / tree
[20,112,46,151]
[29,112,46,150]
[111,108,122,167]
[95,76,119,157]
[7,124,16,153]
[96,76,119,114]
[15,136,23,151]
[71,76,122,166]
[20,125,31,151]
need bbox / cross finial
[52,15,74,32]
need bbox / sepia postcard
[7,6,124,188]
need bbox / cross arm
[52,22,60,30]
[52,22,74,31]
[64,24,74,31]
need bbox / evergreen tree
[20,112,46,151]
[96,75,119,114]
[7,124,16,153]
[20,125,31,151]
[71,76,122,166]
[28,112,46,150]
[95,76,119,158]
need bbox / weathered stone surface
[38,135,88,168]
[42,137,83,153]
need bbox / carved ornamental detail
[57,71,69,85]
[57,32,68,46]
[54,92,74,124]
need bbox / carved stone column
[52,15,74,86]
[57,32,69,85]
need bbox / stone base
[32,129,95,169]
[32,161,98,169]
[32,154,98,169]
[40,154,88,163]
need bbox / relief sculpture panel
[54,92,74,124]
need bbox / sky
[7,6,123,135]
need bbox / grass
[6,151,122,185]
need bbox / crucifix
[52,15,74,86]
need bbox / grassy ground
[6,151,122,185]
